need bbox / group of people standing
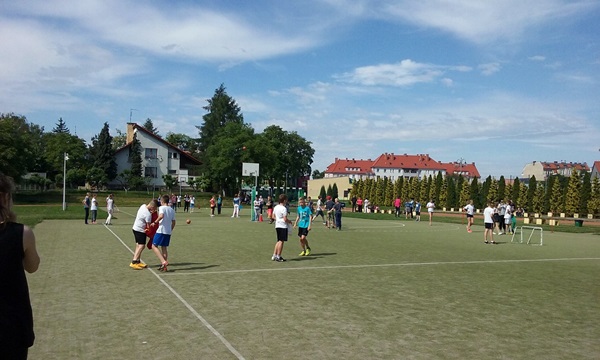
[83,193,115,225]
[469,199,516,244]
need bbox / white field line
[161,257,600,276]
[103,224,246,360]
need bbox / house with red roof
[520,161,590,181]
[109,123,202,189]
[324,158,375,180]
[323,153,480,181]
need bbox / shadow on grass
[166,263,220,272]
[288,252,337,261]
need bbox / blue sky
[1,0,599,179]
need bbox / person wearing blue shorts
[294,197,312,256]
[151,194,176,271]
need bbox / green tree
[549,177,564,213]
[129,133,143,177]
[332,183,339,199]
[166,132,200,155]
[162,174,178,192]
[54,117,69,133]
[532,183,545,213]
[564,170,581,215]
[459,180,471,207]
[319,185,327,201]
[203,121,255,194]
[143,118,159,136]
[526,176,537,210]
[498,176,506,200]
[470,178,481,209]
[511,177,521,203]
[386,178,395,205]
[438,177,447,209]
[312,170,325,179]
[394,177,403,200]
[374,178,384,206]
[579,171,591,214]
[518,182,528,210]
[112,128,127,151]
[326,184,333,197]
[89,122,118,182]
[43,120,88,182]
[0,113,35,180]
[198,84,243,154]
[587,176,600,215]
[487,178,498,204]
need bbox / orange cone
[259,214,263,222]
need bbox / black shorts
[276,227,288,242]
[415,211,420,215]
[493,214,501,222]
[466,214,474,218]
[133,229,147,245]
[315,209,324,217]
[297,227,309,237]
[485,223,493,229]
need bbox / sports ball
[186,219,191,224]
[242,146,246,150]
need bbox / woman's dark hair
[0,173,17,226]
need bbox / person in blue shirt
[414,200,421,222]
[294,197,313,256]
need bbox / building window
[145,167,158,178]
[145,148,158,159]
[169,152,178,159]
[168,170,177,174]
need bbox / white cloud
[335,59,470,87]
[528,55,546,61]
[478,62,501,76]
[379,0,598,44]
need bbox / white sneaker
[271,255,276,261]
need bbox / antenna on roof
[130,108,138,122]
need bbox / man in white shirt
[151,195,176,271]
[463,200,475,233]
[130,200,159,269]
[271,194,292,262]
[483,202,496,244]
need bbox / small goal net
[511,226,543,246]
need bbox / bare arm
[22,226,40,273]
[171,220,176,230]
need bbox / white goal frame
[511,226,543,246]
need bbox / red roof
[324,153,481,178]
[325,158,374,176]
[541,161,589,173]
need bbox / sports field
[27,207,600,359]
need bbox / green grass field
[24,207,600,359]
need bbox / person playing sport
[483,201,496,244]
[151,195,176,271]
[294,197,312,256]
[463,200,475,232]
[130,199,159,269]
[271,194,292,262]
[312,196,326,224]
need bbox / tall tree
[0,113,35,180]
[587,176,600,215]
[53,117,70,133]
[166,132,200,155]
[549,177,564,213]
[526,176,537,210]
[579,171,591,214]
[511,177,521,203]
[564,170,581,215]
[89,122,118,182]
[143,118,159,136]
[198,84,244,154]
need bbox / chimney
[126,123,136,144]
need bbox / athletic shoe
[484,241,489,244]
[137,262,148,268]
[305,248,311,256]
[158,261,169,272]
[299,250,306,256]
[491,241,497,244]
[276,257,286,262]
[130,262,144,270]
[271,255,277,261]
[467,229,472,233]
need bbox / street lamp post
[62,152,69,211]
